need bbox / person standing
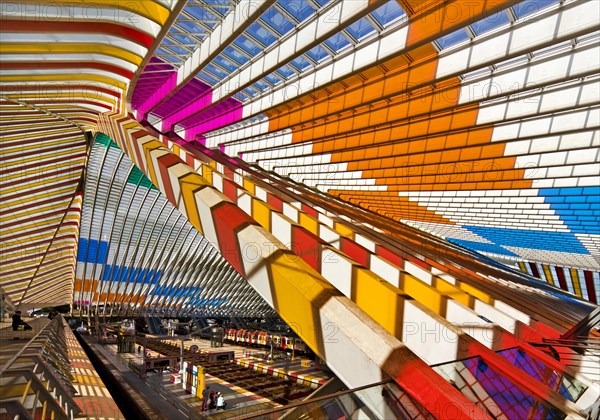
[201,386,210,411]
[208,390,216,409]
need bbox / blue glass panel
[223,46,249,65]
[213,55,238,72]
[290,55,311,71]
[540,187,600,234]
[496,347,587,403]
[471,10,510,35]
[264,73,282,85]
[247,22,277,47]
[77,238,108,264]
[168,45,188,55]
[275,65,296,78]
[177,20,206,34]
[234,34,263,55]
[103,265,161,284]
[371,1,405,26]
[205,63,228,79]
[197,71,219,86]
[306,45,329,62]
[185,5,217,20]
[171,35,194,45]
[254,80,269,91]
[447,239,518,257]
[243,86,258,97]
[261,8,294,35]
[513,0,559,19]
[465,226,589,254]
[278,0,315,23]
[346,17,375,40]
[324,32,350,51]
[200,0,230,16]
[437,28,469,49]
[312,0,329,6]
[233,92,247,102]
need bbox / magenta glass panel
[181,98,243,141]
[153,78,211,119]
[131,57,176,112]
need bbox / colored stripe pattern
[0,0,177,129]
[0,99,85,307]
[96,111,494,418]
[97,112,598,417]
[518,261,599,304]
[139,0,600,274]
[74,132,275,318]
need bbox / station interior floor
[1,315,334,419]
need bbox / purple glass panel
[463,357,564,419]
[153,78,211,119]
[161,90,213,131]
[131,57,176,111]
[181,98,243,141]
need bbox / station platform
[95,336,331,418]
[165,337,332,388]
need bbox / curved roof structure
[134,0,600,274]
[1,0,599,417]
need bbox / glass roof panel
[313,0,330,7]
[275,65,295,79]
[346,17,375,40]
[264,73,282,85]
[306,45,329,62]
[234,34,263,55]
[371,1,405,26]
[167,45,189,55]
[213,55,238,72]
[513,0,559,19]
[243,86,258,97]
[290,55,311,71]
[177,20,207,34]
[436,28,469,49]
[200,0,231,16]
[197,70,219,86]
[324,32,351,52]
[171,34,195,45]
[233,92,247,102]
[277,0,315,23]
[261,8,294,36]
[254,80,269,91]
[223,45,249,65]
[247,22,277,47]
[185,5,219,21]
[205,63,228,79]
[471,11,510,35]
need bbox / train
[224,328,308,353]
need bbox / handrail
[235,380,405,420]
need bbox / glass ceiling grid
[150,0,238,70]
[435,0,560,51]
[219,1,409,103]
